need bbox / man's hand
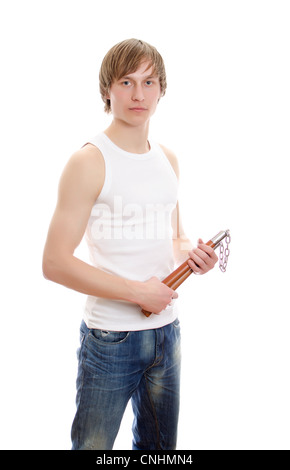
[135,277,178,315]
[187,238,218,275]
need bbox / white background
[0,0,289,450]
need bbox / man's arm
[42,145,177,314]
[160,144,218,274]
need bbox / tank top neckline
[101,132,155,160]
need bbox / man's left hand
[187,238,218,275]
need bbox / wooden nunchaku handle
[141,230,229,317]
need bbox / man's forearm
[43,253,141,304]
[43,253,177,315]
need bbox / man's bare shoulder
[159,143,179,179]
[68,143,104,168]
[59,143,105,202]
[64,143,104,179]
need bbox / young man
[42,39,218,450]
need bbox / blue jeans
[71,318,181,450]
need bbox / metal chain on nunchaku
[218,230,231,273]
[142,229,231,317]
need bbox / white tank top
[83,132,179,331]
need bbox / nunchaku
[142,229,231,317]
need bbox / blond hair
[99,38,167,113]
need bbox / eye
[145,80,153,86]
[122,80,131,86]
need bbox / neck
[104,119,150,154]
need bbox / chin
[120,113,151,127]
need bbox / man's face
[107,61,161,126]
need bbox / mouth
[129,107,148,112]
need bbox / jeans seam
[72,335,86,449]
[144,373,161,450]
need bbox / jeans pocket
[90,329,130,345]
[82,330,131,377]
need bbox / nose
[132,83,145,102]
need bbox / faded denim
[71,318,181,450]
